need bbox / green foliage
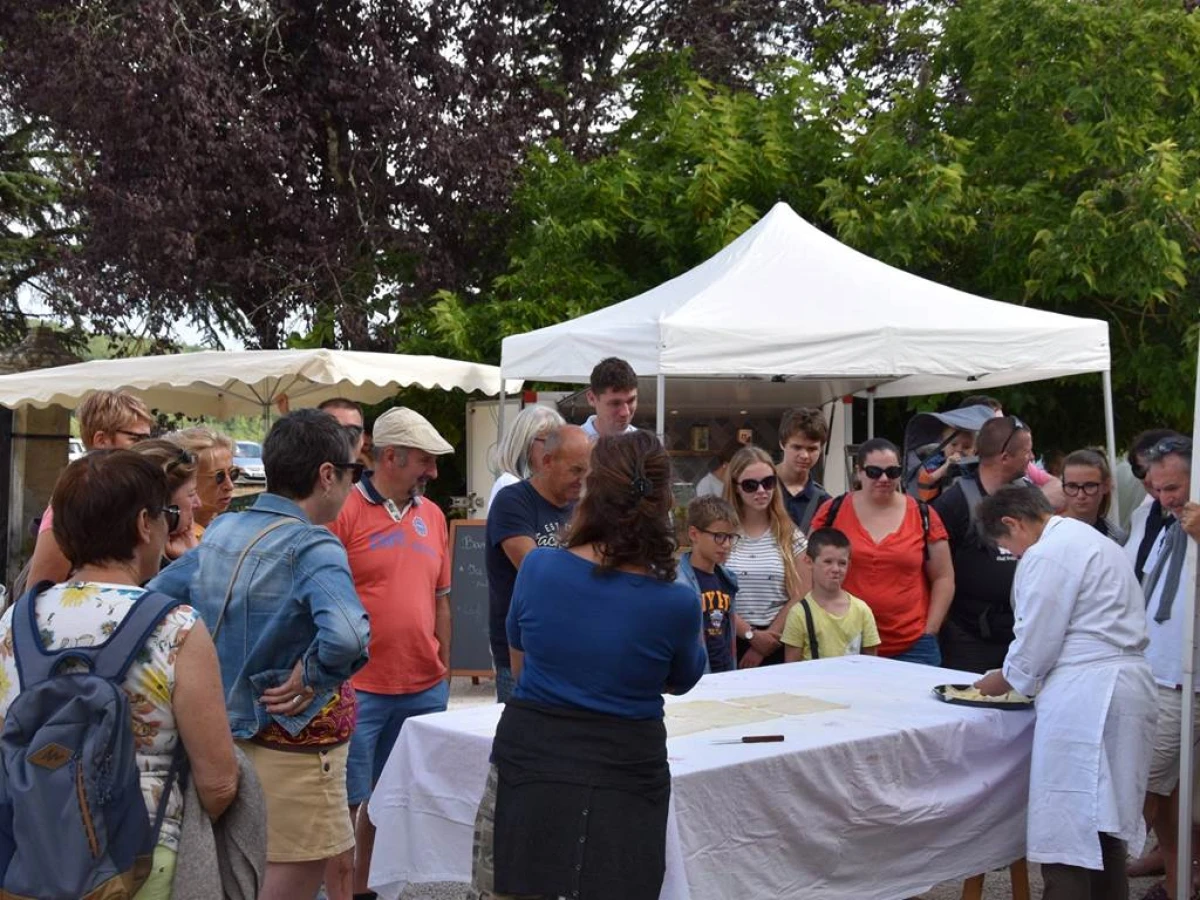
[418,0,1200,450]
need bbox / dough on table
[942,685,1031,704]
[727,693,848,716]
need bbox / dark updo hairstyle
[564,429,678,581]
[52,450,171,568]
[854,437,901,468]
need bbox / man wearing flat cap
[328,406,455,895]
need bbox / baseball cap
[372,407,454,455]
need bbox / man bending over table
[975,486,1156,900]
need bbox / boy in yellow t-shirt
[782,528,880,661]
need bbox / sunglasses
[862,465,903,481]
[698,529,741,547]
[1145,436,1192,463]
[209,467,243,485]
[738,474,778,494]
[1063,481,1102,497]
[169,448,196,469]
[331,461,365,483]
[116,429,152,443]
[999,416,1029,456]
[157,505,181,532]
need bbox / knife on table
[710,735,785,744]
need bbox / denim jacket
[675,552,739,675]
[151,493,370,740]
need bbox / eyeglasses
[999,416,1029,456]
[116,429,152,443]
[737,474,778,494]
[1145,437,1192,463]
[208,467,243,485]
[1063,481,1102,497]
[698,530,741,547]
[157,505,181,532]
[862,465,903,481]
[331,461,365,483]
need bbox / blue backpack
[0,582,184,899]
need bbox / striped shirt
[728,529,808,627]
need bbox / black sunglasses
[738,474,778,494]
[699,529,741,547]
[157,505,181,532]
[999,416,1029,455]
[169,448,196,469]
[1063,481,1102,497]
[862,464,903,481]
[332,461,365,483]
[210,466,243,485]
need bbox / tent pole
[497,380,507,446]
[867,389,876,439]
[656,372,666,444]
[843,395,854,484]
[1102,370,1120,524]
[1175,348,1200,898]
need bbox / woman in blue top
[472,429,706,900]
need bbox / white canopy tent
[500,202,1115,507]
[0,348,522,421]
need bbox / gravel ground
[392,679,1162,900]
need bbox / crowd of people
[2,352,1198,900]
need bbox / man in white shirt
[581,357,639,440]
[1137,435,1199,900]
[975,486,1156,899]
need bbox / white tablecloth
[368,656,1034,900]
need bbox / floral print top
[0,582,199,851]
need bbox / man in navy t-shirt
[485,424,590,700]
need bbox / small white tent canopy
[500,202,1116,504]
[0,349,522,419]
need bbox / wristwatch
[743,628,755,642]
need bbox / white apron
[1027,655,1156,868]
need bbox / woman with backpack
[810,438,955,665]
[724,444,810,668]
[0,451,239,899]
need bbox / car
[68,438,85,462]
[233,440,266,483]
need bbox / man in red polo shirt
[329,406,454,898]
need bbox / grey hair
[168,426,235,457]
[490,405,566,480]
[976,485,1054,542]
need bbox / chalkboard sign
[449,519,494,677]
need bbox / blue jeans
[890,633,942,667]
[347,680,450,805]
[494,665,516,704]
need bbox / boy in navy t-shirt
[677,496,741,673]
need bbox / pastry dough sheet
[664,700,780,737]
[728,692,848,716]
[665,693,847,737]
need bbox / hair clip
[631,475,652,498]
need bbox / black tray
[932,684,1033,711]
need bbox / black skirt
[491,699,671,900]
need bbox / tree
[425,0,1200,446]
[1,0,885,350]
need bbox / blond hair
[168,426,235,459]
[724,444,803,600]
[77,390,153,449]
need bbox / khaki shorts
[1147,686,1200,816]
[238,740,355,863]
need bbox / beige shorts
[1147,686,1200,814]
[237,740,355,863]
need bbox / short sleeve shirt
[329,477,451,694]
[726,529,808,628]
[485,480,574,667]
[694,567,735,673]
[0,583,198,852]
[811,495,947,657]
[782,592,880,660]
